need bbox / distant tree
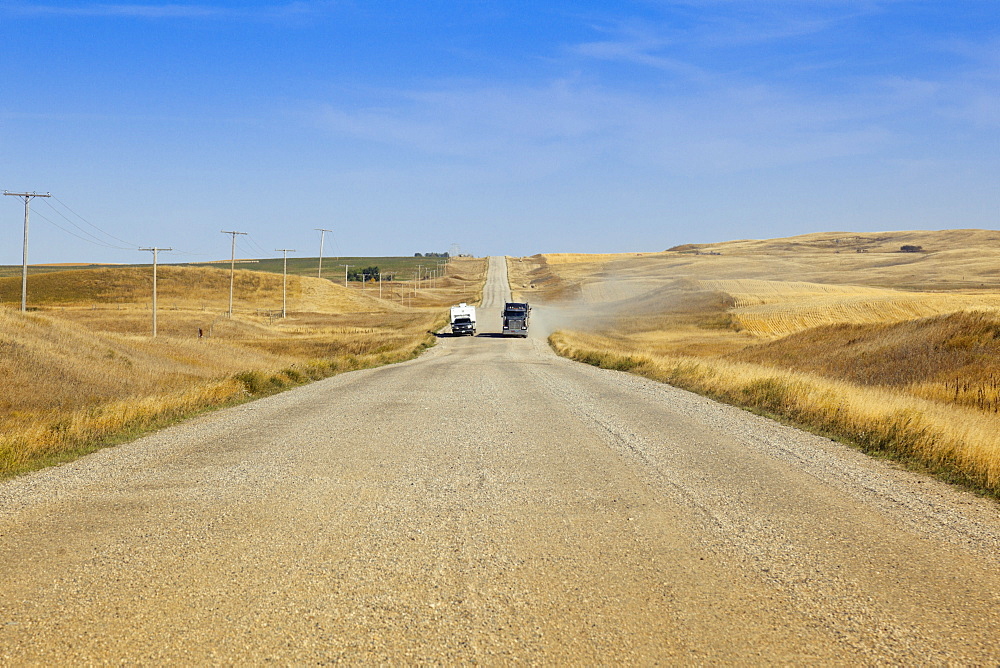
[348,265,380,281]
[900,245,923,253]
[414,252,423,257]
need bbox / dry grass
[551,329,1000,494]
[704,279,1000,337]
[521,230,1000,496]
[349,256,487,309]
[0,264,390,314]
[1,260,485,479]
[535,252,651,265]
[732,311,1000,413]
[515,229,1000,297]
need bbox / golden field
[0,257,486,478]
[510,230,1000,496]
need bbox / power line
[40,197,138,249]
[241,232,270,257]
[49,195,138,248]
[166,249,212,258]
[30,208,133,250]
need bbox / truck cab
[451,316,475,336]
[449,303,477,336]
[502,302,530,337]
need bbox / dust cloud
[524,274,698,339]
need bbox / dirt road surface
[3,256,1000,663]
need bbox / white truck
[449,303,477,336]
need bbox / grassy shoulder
[0,259,482,480]
[2,328,439,480]
[550,328,1000,498]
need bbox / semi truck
[502,302,530,337]
[449,303,477,336]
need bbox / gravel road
[3,256,1000,663]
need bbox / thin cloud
[567,3,876,66]
[571,28,709,79]
[304,76,903,181]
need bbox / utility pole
[379,272,383,300]
[343,264,350,287]
[221,230,246,318]
[316,228,332,279]
[139,247,172,337]
[275,248,295,318]
[4,190,51,312]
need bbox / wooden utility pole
[139,247,172,337]
[343,264,350,287]
[316,228,332,279]
[221,230,246,318]
[275,248,295,318]
[3,190,51,312]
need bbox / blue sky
[1,1,997,263]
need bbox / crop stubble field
[0,257,486,478]
[508,229,1000,496]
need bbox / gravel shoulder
[2,256,1000,663]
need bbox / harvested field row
[730,294,1000,337]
